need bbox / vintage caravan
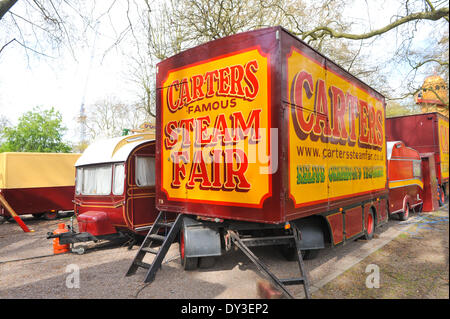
[60,133,159,246]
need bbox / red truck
[386,112,449,206]
[154,26,388,269]
[386,141,423,220]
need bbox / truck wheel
[280,245,320,261]
[179,230,198,271]
[32,213,44,219]
[302,249,320,260]
[438,188,445,206]
[398,204,410,221]
[280,245,296,261]
[44,211,58,220]
[363,210,375,240]
[5,215,15,223]
[198,256,215,269]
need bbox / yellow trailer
[0,152,81,220]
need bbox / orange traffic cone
[52,223,70,254]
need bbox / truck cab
[387,141,424,220]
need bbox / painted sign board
[286,47,386,208]
[160,48,271,208]
[438,116,449,180]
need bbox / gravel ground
[0,207,445,299]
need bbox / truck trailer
[0,152,80,220]
[386,112,449,205]
[127,26,389,297]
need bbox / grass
[312,209,449,299]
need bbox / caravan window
[75,167,83,195]
[135,156,155,187]
[77,164,112,195]
[113,163,125,195]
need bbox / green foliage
[386,100,421,118]
[0,106,72,153]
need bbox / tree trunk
[0,0,18,21]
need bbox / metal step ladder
[229,224,311,299]
[125,212,183,283]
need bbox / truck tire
[179,230,198,271]
[198,256,215,269]
[438,188,445,206]
[398,204,410,221]
[302,249,320,260]
[5,215,15,223]
[280,245,296,261]
[280,245,320,261]
[363,210,375,240]
[44,211,58,220]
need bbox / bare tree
[0,0,95,61]
[2,0,447,116]
[281,0,449,104]
[84,96,150,141]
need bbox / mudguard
[292,217,326,250]
[182,216,222,258]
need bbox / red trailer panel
[386,112,449,202]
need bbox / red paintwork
[74,141,160,236]
[421,153,439,212]
[0,186,75,217]
[345,206,363,238]
[326,213,344,245]
[386,112,448,185]
[387,141,423,215]
[77,211,116,236]
[156,26,388,247]
[388,186,422,214]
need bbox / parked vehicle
[154,26,388,268]
[48,132,164,250]
[386,112,449,206]
[0,152,80,221]
[386,141,423,220]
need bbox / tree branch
[0,38,15,54]
[300,7,449,42]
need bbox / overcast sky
[0,0,138,143]
[0,0,443,146]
